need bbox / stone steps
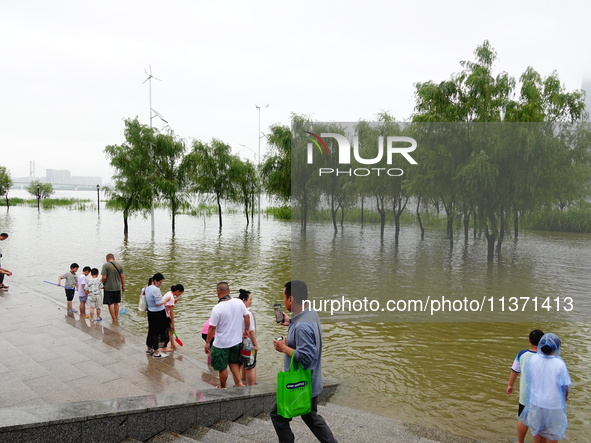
[145,402,485,443]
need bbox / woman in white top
[144,273,170,358]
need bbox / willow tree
[261,124,291,203]
[412,40,588,261]
[232,157,259,226]
[104,118,157,236]
[0,166,11,209]
[183,138,238,229]
[152,130,187,234]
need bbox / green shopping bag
[276,351,312,418]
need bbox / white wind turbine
[143,65,168,128]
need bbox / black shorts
[65,289,75,301]
[202,333,214,347]
[103,290,121,305]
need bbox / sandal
[68,309,78,313]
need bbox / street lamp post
[96,184,100,214]
[255,104,269,224]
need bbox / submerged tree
[261,124,291,204]
[412,40,588,261]
[231,158,259,226]
[104,118,157,236]
[0,166,12,209]
[27,180,54,210]
[183,138,239,229]
[152,130,187,235]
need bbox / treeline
[274,42,591,261]
[105,119,259,235]
[99,40,591,261]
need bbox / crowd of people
[56,253,125,322]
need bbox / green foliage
[410,40,590,259]
[104,118,158,233]
[183,138,241,228]
[522,204,591,233]
[265,206,291,220]
[261,125,291,203]
[0,165,12,196]
[26,180,54,199]
[152,129,188,233]
[231,157,259,225]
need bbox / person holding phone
[272,280,338,443]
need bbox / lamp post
[255,104,269,224]
[238,144,259,162]
[96,184,100,214]
[36,183,40,211]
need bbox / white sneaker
[153,352,168,358]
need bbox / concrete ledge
[0,381,338,443]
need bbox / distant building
[46,169,71,184]
[11,167,102,189]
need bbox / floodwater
[1,194,589,442]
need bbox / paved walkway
[0,284,216,409]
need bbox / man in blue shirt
[272,280,338,443]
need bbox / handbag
[276,351,312,418]
[138,294,147,311]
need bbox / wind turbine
[142,65,168,128]
[142,65,168,236]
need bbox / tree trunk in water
[376,195,385,238]
[416,196,424,240]
[447,216,454,248]
[486,232,495,262]
[513,210,519,240]
[360,196,364,227]
[463,210,470,242]
[217,195,223,229]
[123,215,129,237]
[331,197,337,234]
[4,193,9,210]
[497,208,505,256]
[379,209,386,238]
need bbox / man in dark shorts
[101,253,125,322]
[204,282,250,388]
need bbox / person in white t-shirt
[204,282,250,388]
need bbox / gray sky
[2,0,589,182]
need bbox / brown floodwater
[1,201,589,442]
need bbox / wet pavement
[0,284,216,409]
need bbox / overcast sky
[2,1,589,182]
